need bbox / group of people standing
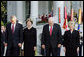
[1,16,82,56]
[1,16,37,56]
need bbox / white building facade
[7,1,83,56]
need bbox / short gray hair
[48,17,54,22]
[10,16,17,20]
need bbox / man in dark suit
[1,25,6,56]
[41,17,62,56]
[5,16,23,56]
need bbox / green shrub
[1,21,4,26]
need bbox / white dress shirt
[11,23,16,32]
[1,30,4,33]
[49,25,53,31]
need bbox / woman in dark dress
[23,18,37,56]
[63,21,80,56]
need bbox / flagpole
[78,8,82,32]
[58,7,61,23]
[70,1,73,21]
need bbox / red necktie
[50,26,52,36]
[12,24,14,33]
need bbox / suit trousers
[46,46,58,56]
[6,43,20,56]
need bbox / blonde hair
[68,21,75,27]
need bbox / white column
[72,1,80,18]
[30,1,38,27]
[16,1,26,26]
[7,1,17,21]
[81,1,83,12]
[7,1,26,26]
[38,1,42,16]
[43,1,48,15]
[30,1,39,55]
[38,1,48,16]
[65,1,71,14]
[53,1,57,18]
[53,1,64,27]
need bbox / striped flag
[78,8,82,32]
[63,6,68,31]
[71,8,73,21]
[58,7,61,23]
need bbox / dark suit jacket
[6,23,23,47]
[41,23,62,48]
[63,30,80,48]
[1,31,6,44]
[63,30,80,56]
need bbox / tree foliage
[1,1,7,23]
